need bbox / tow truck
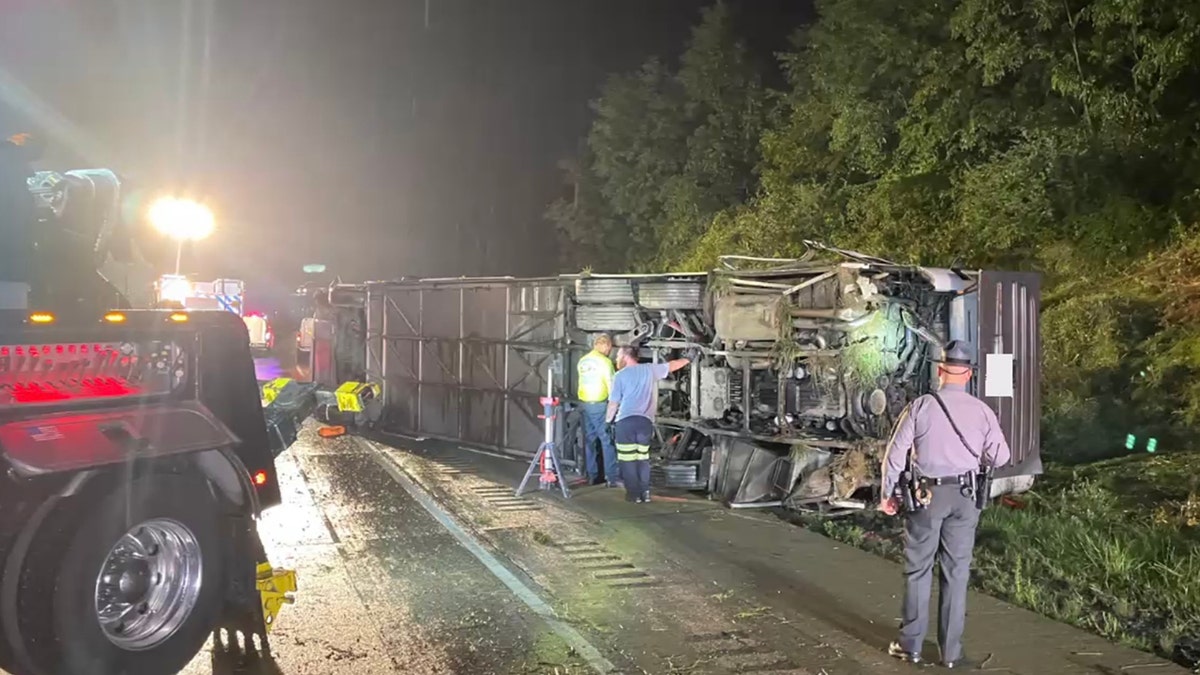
[0,148,299,674]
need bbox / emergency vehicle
[155,275,274,355]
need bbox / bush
[975,481,1200,666]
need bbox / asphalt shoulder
[374,433,1190,675]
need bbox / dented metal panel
[365,278,568,456]
[976,271,1042,476]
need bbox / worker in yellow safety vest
[577,334,620,487]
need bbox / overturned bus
[312,242,1041,514]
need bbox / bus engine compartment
[565,245,1040,511]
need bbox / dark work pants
[615,416,654,501]
[899,484,981,662]
[580,402,618,483]
[618,460,651,500]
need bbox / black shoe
[888,641,921,664]
[607,481,622,488]
[641,491,651,503]
[942,661,958,669]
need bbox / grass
[803,452,1200,670]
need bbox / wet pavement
[254,356,288,382]
[174,422,1193,675]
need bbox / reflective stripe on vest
[615,442,650,462]
[577,350,613,402]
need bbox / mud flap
[214,515,291,661]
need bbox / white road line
[379,431,525,463]
[357,437,619,674]
[456,445,525,463]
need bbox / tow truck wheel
[18,474,226,675]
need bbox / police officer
[879,340,1012,668]
[577,334,619,486]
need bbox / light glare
[158,275,193,304]
[149,197,215,242]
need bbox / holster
[974,466,994,510]
[894,469,932,512]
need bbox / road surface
[176,422,1189,674]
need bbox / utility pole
[176,0,194,171]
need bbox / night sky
[0,0,808,298]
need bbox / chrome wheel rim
[93,518,203,650]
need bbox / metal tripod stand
[516,366,571,499]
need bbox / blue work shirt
[609,362,670,422]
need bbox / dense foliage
[548,0,1200,459]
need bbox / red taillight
[253,470,269,486]
[0,341,181,408]
[8,378,138,404]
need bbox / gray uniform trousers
[899,483,980,662]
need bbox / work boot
[888,640,921,664]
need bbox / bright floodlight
[157,275,193,304]
[149,197,215,242]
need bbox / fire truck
[0,151,298,674]
[155,275,274,356]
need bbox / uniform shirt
[609,362,670,422]
[577,349,615,402]
[881,382,1012,497]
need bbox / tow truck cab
[0,308,283,675]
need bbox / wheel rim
[93,518,203,651]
